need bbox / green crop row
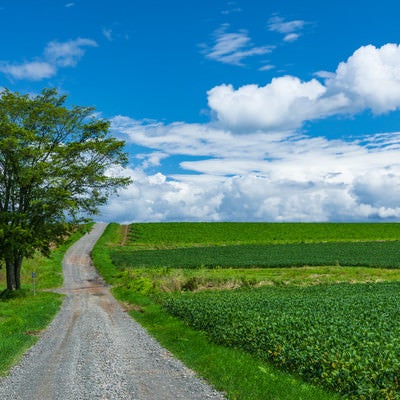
[162,283,400,399]
[111,240,400,269]
[126,222,400,246]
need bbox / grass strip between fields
[92,223,340,400]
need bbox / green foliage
[121,288,338,400]
[125,275,154,294]
[162,283,400,399]
[0,88,131,290]
[0,224,91,292]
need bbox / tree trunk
[5,259,16,291]
[15,256,22,290]
[5,255,23,291]
[14,255,23,290]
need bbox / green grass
[108,265,400,293]
[0,225,89,376]
[0,291,63,375]
[127,222,400,247]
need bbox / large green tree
[0,88,131,291]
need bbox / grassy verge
[92,223,339,399]
[0,225,89,376]
[0,292,63,375]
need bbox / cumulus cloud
[326,43,400,114]
[0,38,97,81]
[104,43,400,223]
[205,44,400,132]
[100,168,224,223]
[352,169,400,210]
[207,77,328,131]
[102,139,400,222]
[109,113,400,222]
[201,24,273,66]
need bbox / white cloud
[204,44,400,132]
[109,112,400,222]
[268,16,306,34]
[103,43,400,223]
[221,7,242,15]
[326,43,400,114]
[259,64,274,71]
[268,15,306,42]
[44,38,97,67]
[102,28,113,41]
[100,168,224,223]
[201,15,307,67]
[135,151,169,169]
[283,33,301,43]
[221,1,242,15]
[111,115,289,159]
[201,24,273,66]
[0,38,97,81]
[0,61,56,81]
[101,135,400,222]
[207,77,328,131]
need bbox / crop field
[107,222,400,399]
[126,222,400,246]
[111,240,400,269]
[163,283,400,399]
[112,222,400,269]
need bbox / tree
[0,88,131,291]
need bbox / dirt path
[120,224,130,246]
[0,223,225,400]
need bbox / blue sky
[2,0,400,222]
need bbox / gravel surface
[0,223,226,400]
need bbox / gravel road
[0,223,226,400]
